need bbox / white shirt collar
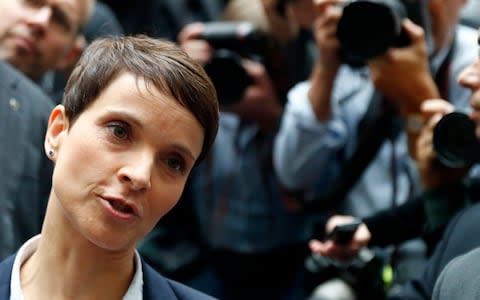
[10,235,143,300]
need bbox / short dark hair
[62,35,219,162]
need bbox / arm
[367,19,439,158]
[273,0,366,190]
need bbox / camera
[304,248,389,299]
[199,22,270,107]
[276,0,432,67]
[337,0,432,67]
[433,112,480,168]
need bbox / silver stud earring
[48,149,54,158]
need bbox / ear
[44,105,69,161]
[54,35,86,73]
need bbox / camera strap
[299,90,402,212]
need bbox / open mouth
[107,199,134,214]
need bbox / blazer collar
[0,255,180,300]
[142,259,179,300]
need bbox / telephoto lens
[433,112,480,168]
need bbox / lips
[108,199,133,214]
[100,195,140,218]
[8,26,38,56]
[14,36,35,54]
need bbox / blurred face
[458,51,480,138]
[46,72,204,252]
[0,0,88,80]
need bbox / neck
[20,199,136,300]
[432,27,456,58]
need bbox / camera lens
[433,112,480,168]
[203,49,252,107]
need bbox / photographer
[309,98,479,299]
[273,0,477,295]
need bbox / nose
[118,152,153,192]
[26,6,53,38]
[458,60,480,90]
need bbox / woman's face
[46,72,204,252]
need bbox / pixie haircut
[62,35,219,163]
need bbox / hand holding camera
[177,22,215,65]
[368,19,439,115]
[415,99,473,188]
[178,21,284,130]
[309,215,371,262]
[311,0,346,73]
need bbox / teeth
[109,200,132,213]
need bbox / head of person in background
[11,35,219,299]
[0,0,95,81]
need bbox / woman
[0,35,219,300]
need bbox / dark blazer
[389,202,480,299]
[0,62,54,260]
[432,247,480,299]
[0,254,216,299]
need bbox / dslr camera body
[199,22,270,107]
[276,0,433,67]
[337,0,432,67]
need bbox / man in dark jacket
[0,0,95,259]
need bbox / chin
[83,226,138,253]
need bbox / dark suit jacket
[432,246,480,299]
[0,61,54,260]
[389,202,480,299]
[0,254,216,299]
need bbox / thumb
[402,18,425,44]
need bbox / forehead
[87,72,204,156]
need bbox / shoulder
[164,279,217,300]
[0,61,54,116]
[0,255,15,298]
[142,260,216,300]
[433,247,480,299]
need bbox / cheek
[148,182,185,221]
[55,133,109,186]
[41,34,73,60]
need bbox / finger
[421,99,455,115]
[181,40,214,64]
[242,59,272,86]
[313,0,346,13]
[426,113,444,130]
[401,18,425,45]
[177,22,205,44]
[309,239,325,252]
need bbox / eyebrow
[106,109,197,161]
[52,1,80,28]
